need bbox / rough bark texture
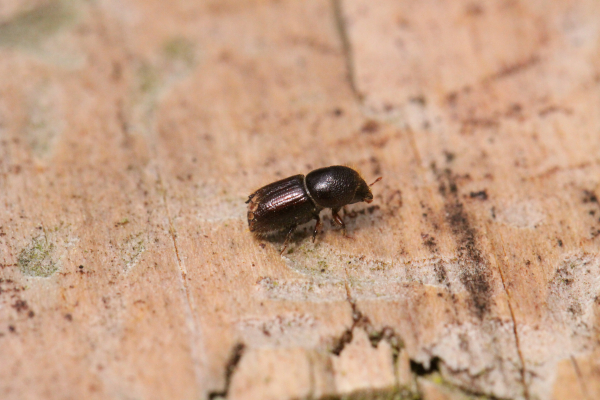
[1,1,599,399]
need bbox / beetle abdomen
[247,175,318,234]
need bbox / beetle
[246,165,382,254]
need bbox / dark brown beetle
[246,165,382,254]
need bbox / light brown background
[1,1,599,399]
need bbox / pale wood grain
[1,1,599,399]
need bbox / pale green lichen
[162,37,196,68]
[18,236,58,277]
[115,218,130,227]
[421,372,496,400]
[318,260,328,270]
[137,63,161,95]
[120,232,146,271]
[330,388,419,400]
[0,1,76,48]
[25,83,64,159]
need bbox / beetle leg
[312,215,322,243]
[280,225,296,255]
[332,208,344,229]
[332,208,353,239]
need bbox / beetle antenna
[369,177,382,187]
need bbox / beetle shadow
[260,223,315,247]
[258,205,382,251]
[341,204,382,226]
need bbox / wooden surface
[1,1,600,399]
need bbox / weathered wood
[1,1,599,399]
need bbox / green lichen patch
[163,37,196,68]
[25,83,64,159]
[0,1,76,49]
[120,232,146,271]
[284,241,394,282]
[418,372,495,400]
[327,387,419,400]
[126,36,197,139]
[134,37,196,97]
[137,62,161,95]
[115,218,130,227]
[18,236,58,277]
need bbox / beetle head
[352,176,381,204]
[351,178,373,204]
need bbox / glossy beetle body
[246,166,380,254]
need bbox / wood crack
[487,230,531,400]
[208,343,246,399]
[157,171,207,395]
[332,0,363,103]
[570,355,592,400]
